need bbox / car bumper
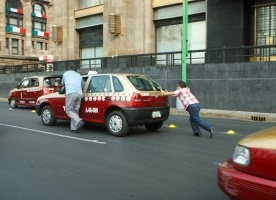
[122,106,170,125]
[217,158,276,200]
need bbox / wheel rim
[42,109,51,124]
[10,99,16,107]
[109,115,123,133]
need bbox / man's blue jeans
[187,103,212,134]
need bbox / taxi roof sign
[88,71,97,75]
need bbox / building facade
[0,0,275,68]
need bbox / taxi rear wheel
[10,97,17,108]
[41,105,57,126]
[145,122,163,131]
[106,110,129,137]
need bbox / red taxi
[217,126,276,200]
[35,73,170,136]
[8,76,62,108]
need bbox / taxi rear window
[127,75,158,91]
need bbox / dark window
[5,0,23,28]
[6,0,22,8]
[250,0,276,56]
[112,76,124,92]
[11,38,18,55]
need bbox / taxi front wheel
[10,97,17,108]
[41,105,57,126]
[106,110,129,137]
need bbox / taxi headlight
[233,145,250,166]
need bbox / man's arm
[161,90,177,96]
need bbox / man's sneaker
[76,120,85,132]
[193,132,202,137]
[210,127,215,138]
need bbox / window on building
[32,4,47,32]
[81,47,103,68]
[250,0,276,58]
[155,3,206,64]
[6,0,22,8]
[12,38,18,55]
[21,40,24,55]
[36,42,43,50]
[5,0,23,28]
[79,0,103,9]
[6,38,9,49]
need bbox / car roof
[82,73,147,76]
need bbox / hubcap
[42,109,51,124]
[109,115,122,133]
[11,99,15,107]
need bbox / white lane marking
[0,123,106,144]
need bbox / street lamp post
[182,0,188,82]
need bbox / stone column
[51,0,79,61]
[0,0,8,54]
[103,0,155,56]
[23,0,32,56]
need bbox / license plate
[152,111,161,118]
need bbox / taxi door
[15,78,30,105]
[81,75,112,123]
[26,78,42,105]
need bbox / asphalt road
[1,102,276,200]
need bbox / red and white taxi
[217,126,276,200]
[8,75,62,108]
[35,73,170,136]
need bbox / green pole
[182,0,188,82]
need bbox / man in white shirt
[62,65,85,133]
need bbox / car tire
[41,105,57,126]
[106,110,129,137]
[10,97,18,108]
[145,122,163,131]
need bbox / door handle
[105,96,111,100]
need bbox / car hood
[235,126,276,181]
[239,126,276,150]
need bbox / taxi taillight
[131,92,142,106]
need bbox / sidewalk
[170,108,276,122]
[1,98,276,122]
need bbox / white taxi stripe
[0,123,106,144]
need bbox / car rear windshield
[43,77,62,87]
[127,75,163,91]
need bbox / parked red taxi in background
[35,73,170,136]
[8,75,62,108]
[217,126,276,200]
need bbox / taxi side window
[30,78,39,87]
[87,75,111,93]
[112,76,124,92]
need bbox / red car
[8,75,62,108]
[217,126,276,200]
[35,73,170,136]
